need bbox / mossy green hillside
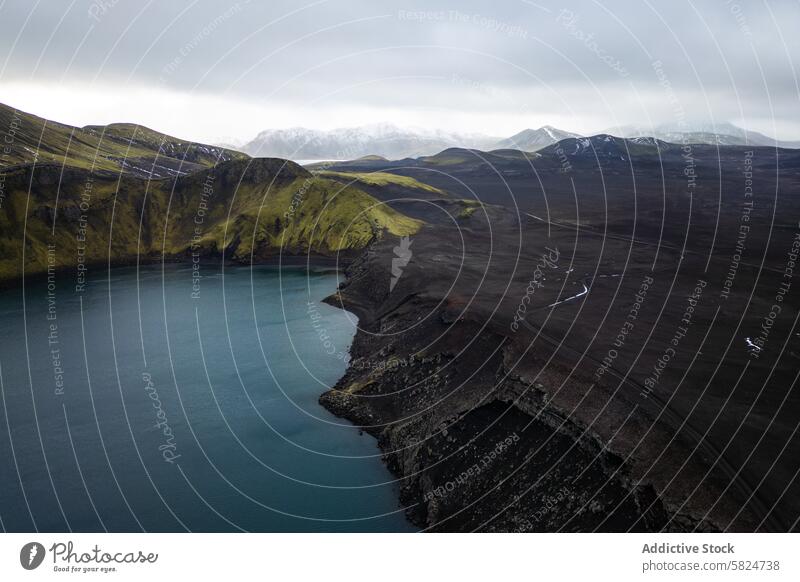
[457,199,483,219]
[418,148,477,166]
[0,158,422,282]
[318,171,446,196]
[0,102,247,177]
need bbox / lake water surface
[0,264,413,532]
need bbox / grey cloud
[0,0,798,137]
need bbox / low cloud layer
[1,0,797,142]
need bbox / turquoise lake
[0,264,414,532]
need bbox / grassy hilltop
[0,102,246,177]
[0,105,422,282]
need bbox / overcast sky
[1,0,798,144]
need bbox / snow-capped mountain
[236,121,800,162]
[241,124,499,160]
[604,122,800,148]
[493,126,582,151]
[536,134,677,162]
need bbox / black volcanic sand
[320,143,800,532]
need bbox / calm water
[0,264,413,532]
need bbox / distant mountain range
[604,122,800,149]
[240,124,591,160]
[241,124,499,161]
[239,121,798,161]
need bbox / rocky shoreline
[318,217,720,532]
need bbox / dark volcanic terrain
[319,139,800,532]
[3,101,798,531]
